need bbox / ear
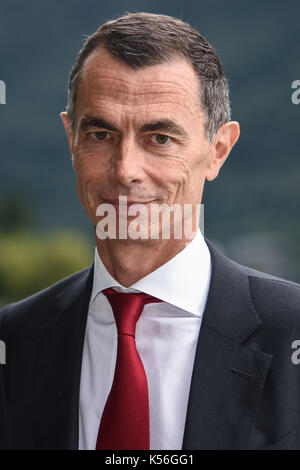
[60,112,74,152]
[205,121,240,181]
[60,112,78,173]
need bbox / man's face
[62,48,220,237]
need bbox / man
[1,12,300,450]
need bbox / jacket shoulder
[241,263,300,341]
[244,263,300,310]
[207,237,300,319]
[206,233,300,340]
[0,267,92,330]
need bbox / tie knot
[102,288,162,336]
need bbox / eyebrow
[79,116,118,132]
[79,115,187,138]
[140,119,187,138]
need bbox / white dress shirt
[78,229,211,450]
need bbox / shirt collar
[90,228,211,316]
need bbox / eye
[88,131,110,141]
[151,134,172,145]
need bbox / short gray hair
[67,12,231,141]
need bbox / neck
[95,235,196,287]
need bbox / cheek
[163,153,193,187]
[74,153,109,210]
[164,148,208,197]
[73,146,107,180]
[145,160,185,196]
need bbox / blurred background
[0,0,300,306]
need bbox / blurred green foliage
[0,231,93,306]
[0,191,93,306]
[0,191,36,233]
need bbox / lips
[102,198,157,206]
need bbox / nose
[112,138,145,187]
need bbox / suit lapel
[182,239,272,449]
[33,267,93,449]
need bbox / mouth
[101,197,158,207]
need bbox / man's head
[61,12,239,239]
[66,12,231,142]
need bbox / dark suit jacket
[1,238,300,450]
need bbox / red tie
[96,288,162,450]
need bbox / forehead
[76,48,201,113]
